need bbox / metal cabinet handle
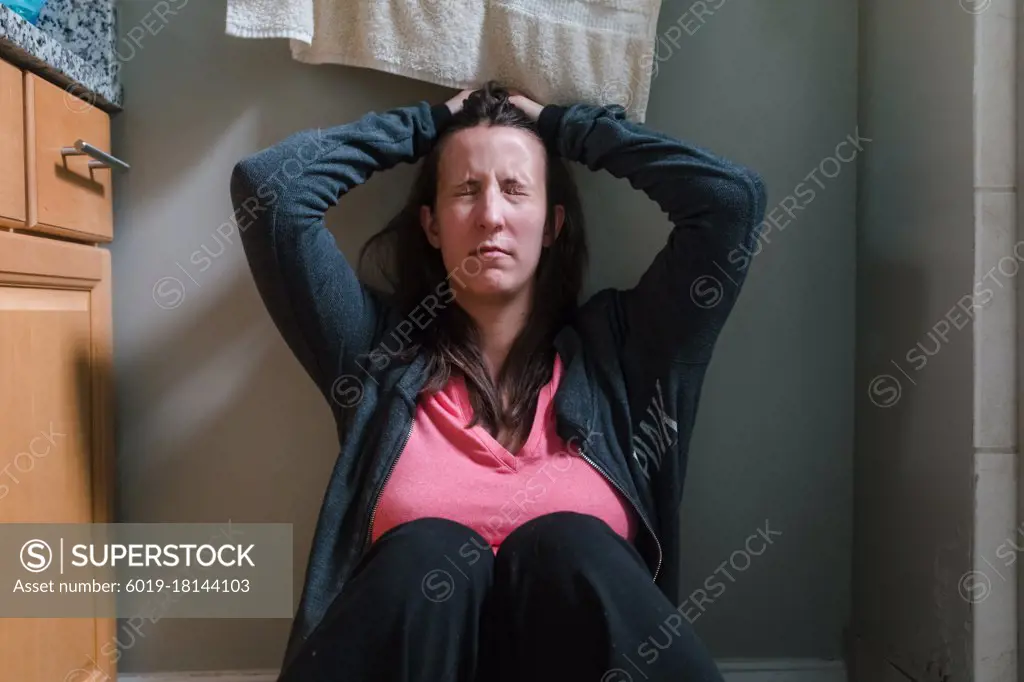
[60,139,130,171]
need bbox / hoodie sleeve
[537,103,767,366]
[230,101,453,404]
[537,103,767,514]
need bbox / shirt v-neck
[450,363,557,472]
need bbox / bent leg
[491,511,723,682]
[283,517,494,682]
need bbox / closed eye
[453,182,528,195]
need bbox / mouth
[475,245,512,258]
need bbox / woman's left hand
[508,89,544,121]
[445,88,476,115]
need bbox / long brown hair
[358,81,588,448]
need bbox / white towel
[226,0,663,122]
[225,0,314,41]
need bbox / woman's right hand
[445,88,476,115]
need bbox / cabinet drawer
[25,73,114,242]
[0,59,25,228]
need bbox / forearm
[234,101,452,225]
[536,103,764,244]
[229,100,452,398]
[539,103,767,365]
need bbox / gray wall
[110,0,855,672]
[853,1,975,680]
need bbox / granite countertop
[0,1,122,113]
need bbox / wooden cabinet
[0,58,117,682]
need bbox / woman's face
[421,124,564,303]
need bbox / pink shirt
[370,354,638,552]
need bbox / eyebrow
[452,176,531,188]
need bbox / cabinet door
[0,230,115,682]
[0,59,26,228]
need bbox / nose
[477,184,505,231]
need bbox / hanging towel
[225,0,314,41]
[225,0,663,122]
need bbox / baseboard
[118,674,279,682]
[717,658,848,681]
[118,667,280,679]
[118,659,847,682]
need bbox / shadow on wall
[110,0,452,668]
[113,148,437,674]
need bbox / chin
[464,272,528,300]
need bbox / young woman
[230,82,766,682]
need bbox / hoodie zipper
[364,411,416,552]
[567,421,663,584]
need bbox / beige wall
[111,0,856,672]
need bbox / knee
[496,511,617,572]
[368,517,494,595]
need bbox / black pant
[282,511,723,682]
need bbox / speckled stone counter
[0,1,122,113]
